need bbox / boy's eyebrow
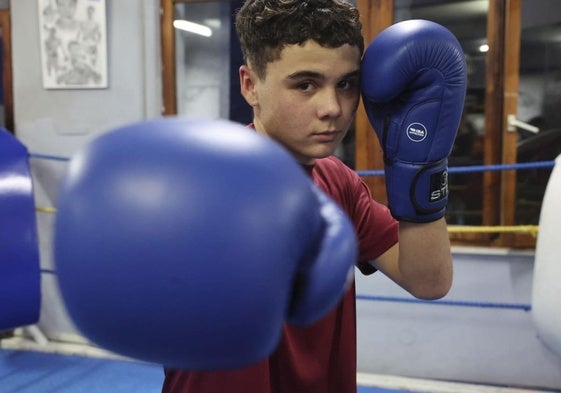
[287,71,324,80]
[287,69,361,80]
[343,70,361,79]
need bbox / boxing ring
[2,140,561,392]
[358,158,561,391]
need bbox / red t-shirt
[162,156,398,393]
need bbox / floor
[0,348,406,393]
[0,348,557,393]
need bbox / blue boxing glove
[0,128,41,332]
[54,118,357,370]
[362,19,467,222]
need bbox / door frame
[0,9,13,133]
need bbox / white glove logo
[406,122,428,142]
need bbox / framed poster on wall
[38,0,108,89]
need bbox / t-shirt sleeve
[312,157,398,276]
[347,173,399,275]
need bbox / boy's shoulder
[311,155,362,196]
[314,155,357,178]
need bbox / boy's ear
[239,65,259,107]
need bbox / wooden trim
[0,10,13,133]
[511,233,536,249]
[482,0,506,230]
[355,0,393,205]
[498,0,522,246]
[160,0,176,115]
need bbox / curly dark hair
[235,0,364,78]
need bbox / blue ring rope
[38,267,535,311]
[30,152,555,176]
[31,152,545,313]
[30,153,70,162]
[357,160,556,177]
[356,294,532,311]
[449,160,555,174]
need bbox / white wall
[13,0,162,156]
[356,249,561,390]
[11,0,163,342]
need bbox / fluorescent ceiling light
[173,20,212,37]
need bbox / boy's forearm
[397,218,453,299]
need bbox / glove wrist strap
[385,159,448,223]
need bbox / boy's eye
[296,82,314,91]
[338,78,359,90]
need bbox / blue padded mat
[0,349,407,393]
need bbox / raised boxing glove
[362,19,467,222]
[54,118,357,370]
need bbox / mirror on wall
[167,0,250,124]
[174,2,230,119]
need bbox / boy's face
[240,40,361,165]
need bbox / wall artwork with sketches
[38,0,108,89]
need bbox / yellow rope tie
[32,206,540,238]
[448,225,539,237]
[36,206,57,214]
